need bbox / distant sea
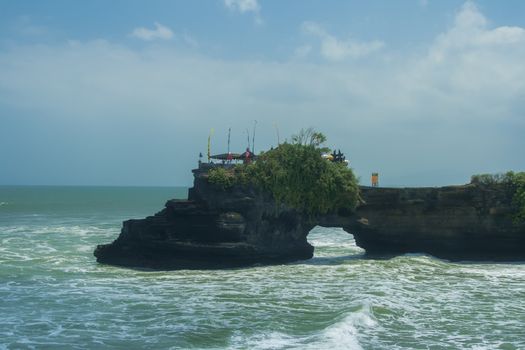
[1,186,524,349]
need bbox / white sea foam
[311,305,376,350]
[76,245,94,253]
[230,331,302,350]
[0,224,116,237]
[1,205,525,349]
[227,306,375,350]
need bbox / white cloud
[1,2,525,186]
[131,22,174,41]
[455,1,486,29]
[13,15,49,37]
[428,2,525,63]
[181,31,199,48]
[442,2,524,47]
[293,45,312,59]
[301,21,384,61]
[224,0,260,13]
[224,0,262,25]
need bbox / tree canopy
[207,130,360,215]
[471,171,525,224]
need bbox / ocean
[1,186,524,349]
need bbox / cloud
[293,45,312,59]
[224,0,260,13]
[224,0,263,25]
[131,22,174,41]
[181,32,199,48]
[301,21,384,61]
[1,2,524,186]
[420,1,525,100]
[13,15,49,37]
[429,1,525,62]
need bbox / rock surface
[348,184,525,260]
[94,168,525,269]
[94,168,316,269]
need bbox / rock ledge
[94,169,525,269]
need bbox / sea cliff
[94,168,316,269]
[94,168,525,269]
[347,184,525,260]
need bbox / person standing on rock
[371,173,379,187]
[243,148,252,164]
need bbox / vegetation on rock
[207,129,360,215]
[511,172,525,224]
[471,171,525,224]
[207,167,235,190]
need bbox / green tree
[510,172,525,224]
[208,167,235,190]
[290,127,328,148]
[471,171,525,224]
[208,129,360,216]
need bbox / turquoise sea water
[1,186,524,350]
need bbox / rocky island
[94,132,525,269]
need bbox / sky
[1,0,524,187]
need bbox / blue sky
[1,0,524,186]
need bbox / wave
[313,304,376,350]
[1,222,524,349]
[0,224,117,236]
[228,305,376,350]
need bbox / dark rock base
[94,170,316,270]
[94,240,314,270]
[94,168,525,269]
[347,185,525,261]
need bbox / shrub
[208,167,235,190]
[208,130,360,216]
[510,172,525,224]
[470,172,514,186]
[247,143,359,215]
[471,171,525,224]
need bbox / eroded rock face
[345,184,525,260]
[94,169,525,269]
[94,169,315,269]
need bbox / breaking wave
[228,305,374,350]
[1,188,524,349]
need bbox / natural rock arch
[95,170,525,270]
